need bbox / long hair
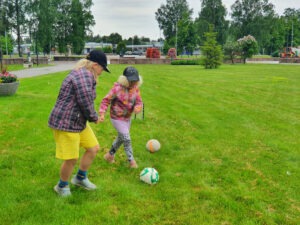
[117,75,143,88]
[74,59,98,82]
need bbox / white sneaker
[71,176,97,190]
[54,184,71,197]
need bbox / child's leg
[120,133,134,162]
[109,132,123,155]
[110,119,135,162]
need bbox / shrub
[200,26,223,69]
[171,59,201,65]
[168,48,177,59]
[271,50,280,57]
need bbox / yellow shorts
[52,123,99,160]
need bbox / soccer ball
[146,139,161,153]
[140,167,159,185]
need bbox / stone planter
[0,81,20,96]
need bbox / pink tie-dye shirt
[99,82,143,121]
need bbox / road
[12,61,77,78]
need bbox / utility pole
[5,30,8,55]
[291,21,294,47]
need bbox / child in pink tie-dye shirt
[99,66,143,168]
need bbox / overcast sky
[91,0,299,40]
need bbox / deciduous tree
[237,35,258,63]
[230,0,276,54]
[196,0,229,45]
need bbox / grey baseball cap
[123,66,139,81]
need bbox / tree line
[0,0,95,57]
[156,0,300,56]
[0,0,299,57]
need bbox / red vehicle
[280,47,300,58]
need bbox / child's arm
[99,84,118,120]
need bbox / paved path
[12,61,77,78]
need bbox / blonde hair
[117,75,143,88]
[74,59,98,82]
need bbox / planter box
[0,81,20,96]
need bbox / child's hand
[99,113,105,122]
[134,106,142,114]
[95,117,102,124]
[134,109,140,114]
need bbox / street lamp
[175,21,177,55]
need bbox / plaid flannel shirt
[48,67,98,132]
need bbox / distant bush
[171,59,201,65]
[168,48,177,59]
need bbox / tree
[155,0,195,54]
[70,0,85,54]
[108,33,122,46]
[200,26,223,69]
[196,0,229,45]
[35,0,55,54]
[0,34,13,54]
[140,36,150,43]
[237,35,258,63]
[6,0,28,57]
[116,41,126,55]
[267,17,286,55]
[51,0,95,55]
[230,0,276,53]
[223,40,240,64]
[156,0,193,40]
[283,8,300,48]
[0,0,10,36]
[177,12,197,55]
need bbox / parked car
[132,50,144,56]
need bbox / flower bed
[0,68,19,96]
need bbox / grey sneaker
[71,176,97,190]
[54,184,71,197]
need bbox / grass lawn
[0,63,299,225]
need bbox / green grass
[0,64,299,225]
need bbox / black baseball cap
[123,66,139,81]
[86,50,110,73]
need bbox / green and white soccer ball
[140,167,159,185]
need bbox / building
[83,42,113,54]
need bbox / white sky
[91,0,299,40]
